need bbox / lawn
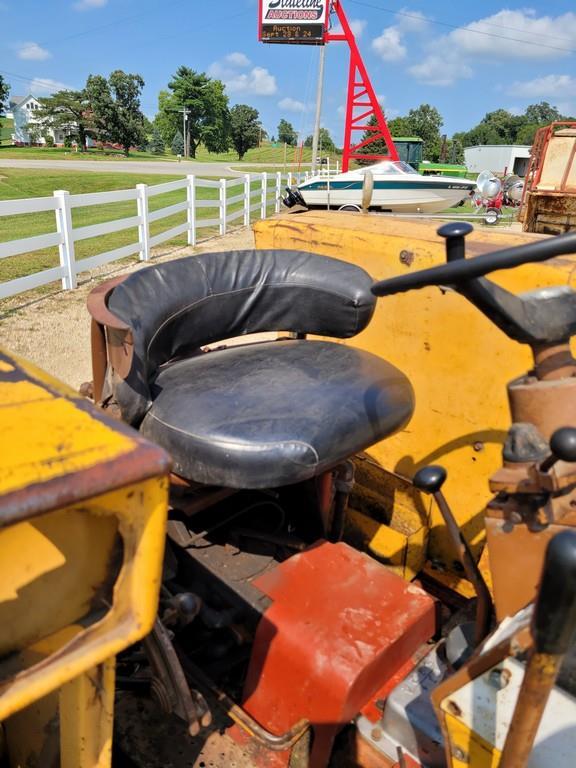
[0,141,341,166]
[0,168,270,288]
[0,144,176,162]
[0,118,14,145]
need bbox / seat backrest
[107,249,376,425]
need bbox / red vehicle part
[326,2,399,171]
[239,541,436,767]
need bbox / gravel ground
[0,227,255,390]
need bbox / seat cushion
[140,340,413,489]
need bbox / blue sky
[1,0,575,144]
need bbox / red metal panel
[242,541,436,767]
[326,1,399,171]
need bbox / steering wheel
[371,223,576,345]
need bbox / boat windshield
[361,161,418,175]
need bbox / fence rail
[0,171,302,300]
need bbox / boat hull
[297,178,475,214]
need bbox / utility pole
[183,110,188,159]
[169,107,191,158]
[311,44,326,175]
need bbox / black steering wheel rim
[371,230,576,297]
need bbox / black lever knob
[550,427,576,463]
[534,530,576,655]
[437,222,474,263]
[413,465,447,494]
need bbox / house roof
[9,94,39,109]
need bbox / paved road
[0,158,310,177]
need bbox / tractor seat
[100,249,414,489]
[141,339,412,488]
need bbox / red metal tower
[325,1,398,171]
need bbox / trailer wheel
[338,204,361,212]
[484,207,500,225]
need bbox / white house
[9,94,94,146]
[464,145,532,177]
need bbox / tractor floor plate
[115,692,257,768]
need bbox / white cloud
[509,74,576,98]
[450,10,576,60]
[372,27,407,61]
[73,0,107,10]
[225,52,250,68]
[408,53,472,86]
[279,97,306,112]
[210,55,277,96]
[226,66,277,96]
[29,77,72,95]
[349,19,367,38]
[16,42,51,61]
[332,18,367,39]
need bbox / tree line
[363,101,575,164]
[1,69,573,161]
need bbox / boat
[283,160,476,214]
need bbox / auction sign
[259,0,330,44]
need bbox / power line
[36,0,190,48]
[348,0,576,54]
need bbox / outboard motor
[282,186,309,212]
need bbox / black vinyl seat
[105,249,414,489]
[141,339,413,488]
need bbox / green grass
[0,141,341,166]
[0,144,176,161]
[0,168,270,289]
[0,118,14,145]
[194,142,341,166]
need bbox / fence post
[260,174,267,219]
[53,190,76,290]
[219,179,227,236]
[244,174,251,227]
[275,172,282,213]
[187,175,196,247]
[136,183,150,261]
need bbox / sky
[1,0,575,145]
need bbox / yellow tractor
[2,212,576,768]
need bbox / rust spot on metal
[399,250,414,267]
[446,699,462,717]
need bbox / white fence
[0,171,304,300]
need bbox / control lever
[372,229,576,297]
[437,221,473,262]
[372,227,576,346]
[499,530,576,768]
[540,426,576,472]
[413,466,492,646]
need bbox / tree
[359,106,443,163]
[171,130,184,156]
[278,119,297,146]
[148,126,165,154]
[229,104,261,160]
[37,90,93,151]
[406,104,443,160]
[28,125,41,145]
[0,75,9,136]
[387,116,412,137]
[85,70,146,156]
[158,67,230,158]
[525,102,562,125]
[303,127,336,152]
